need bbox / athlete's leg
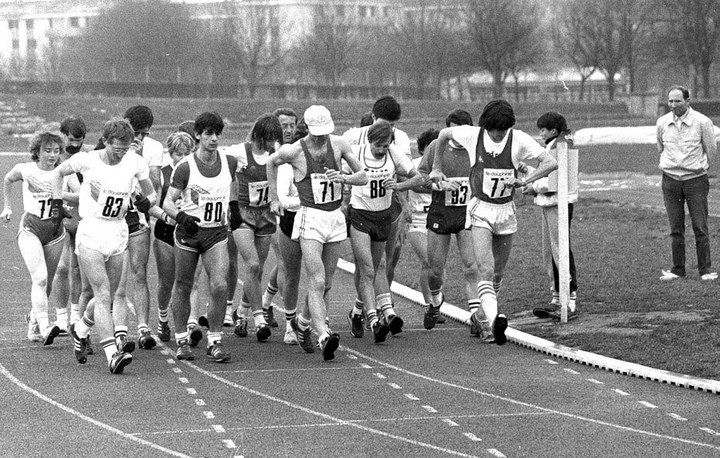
[49,236,71,330]
[153,237,175,340]
[233,227,272,333]
[407,230,431,304]
[427,230,451,307]
[200,240,230,360]
[225,232,238,324]
[172,247,200,341]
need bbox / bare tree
[221,1,285,98]
[298,5,359,97]
[389,1,459,99]
[660,0,720,98]
[551,0,601,101]
[76,1,201,83]
[461,0,541,99]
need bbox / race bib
[248,180,270,207]
[482,168,514,199]
[33,193,53,220]
[444,178,470,206]
[310,173,342,205]
[199,194,226,223]
[98,189,129,220]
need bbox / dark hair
[359,111,374,127]
[123,105,154,131]
[478,99,515,131]
[293,118,308,142]
[668,85,690,100]
[367,120,394,145]
[250,113,283,145]
[272,107,298,123]
[59,115,87,139]
[445,109,473,127]
[536,111,568,133]
[102,117,135,144]
[29,131,63,162]
[194,111,224,136]
[416,128,440,154]
[177,120,195,137]
[372,95,401,122]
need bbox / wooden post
[556,133,570,323]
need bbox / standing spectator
[657,86,717,281]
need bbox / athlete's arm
[429,128,453,184]
[267,143,300,215]
[1,164,23,221]
[337,137,367,186]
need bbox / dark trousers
[661,173,711,276]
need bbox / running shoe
[176,339,194,360]
[116,334,135,353]
[470,311,486,340]
[256,323,271,342]
[109,351,132,374]
[232,310,248,338]
[387,315,403,335]
[206,341,231,363]
[25,314,42,342]
[320,333,340,361]
[55,318,68,336]
[284,328,297,345]
[290,316,315,353]
[157,320,171,342]
[493,314,508,346]
[69,323,87,364]
[423,305,439,330]
[265,306,279,328]
[188,325,203,347]
[347,310,364,338]
[138,330,157,350]
[549,309,579,322]
[372,321,390,344]
[42,325,60,346]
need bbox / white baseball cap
[304,105,335,136]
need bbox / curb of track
[336,259,720,396]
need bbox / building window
[48,18,53,28]
[26,19,33,29]
[8,19,18,29]
[12,39,19,50]
[28,39,37,49]
[335,5,344,17]
[370,6,377,17]
[70,17,80,28]
[359,6,367,17]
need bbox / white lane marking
[178,377,189,384]
[203,411,215,419]
[374,373,386,379]
[388,383,402,389]
[463,432,482,442]
[360,363,372,368]
[341,347,720,451]
[176,358,483,458]
[487,449,507,457]
[587,379,604,385]
[638,401,657,408]
[186,388,196,395]
[404,394,420,401]
[443,419,459,427]
[564,368,579,375]
[613,389,630,396]
[172,368,182,373]
[0,362,192,458]
[167,359,176,365]
[222,439,236,448]
[544,359,559,365]
[700,428,720,436]
[667,413,687,421]
[422,405,438,413]
[347,354,358,360]
[212,425,226,433]
[195,399,206,406]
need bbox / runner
[162,111,241,362]
[430,100,557,345]
[227,113,282,342]
[418,109,481,334]
[53,117,155,373]
[2,131,67,345]
[267,105,367,361]
[345,121,424,343]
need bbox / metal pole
[556,134,570,323]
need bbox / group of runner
[2,96,559,374]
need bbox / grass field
[2,93,719,380]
